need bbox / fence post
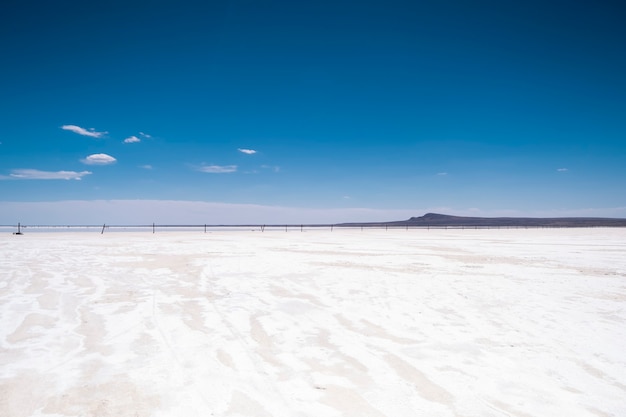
[101,224,106,234]
[153,223,155,234]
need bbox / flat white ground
[1,229,625,417]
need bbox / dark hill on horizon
[340,213,626,228]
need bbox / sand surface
[1,228,625,416]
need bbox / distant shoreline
[4,212,626,233]
[342,213,626,228]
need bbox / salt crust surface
[1,228,625,416]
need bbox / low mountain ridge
[341,213,626,227]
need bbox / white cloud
[4,169,92,180]
[557,168,569,172]
[436,172,448,176]
[139,165,153,170]
[139,132,152,139]
[61,125,107,138]
[81,153,117,165]
[197,165,237,173]
[238,148,257,155]
[124,135,141,143]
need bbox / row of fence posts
[101,222,157,234]
[95,223,410,233]
[17,222,440,234]
[97,223,330,233]
[15,223,547,234]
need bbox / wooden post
[101,224,106,234]
[153,223,155,234]
[301,224,303,232]
[204,224,207,233]
[331,224,333,232]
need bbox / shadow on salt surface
[41,378,160,417]
[0,370,160,417]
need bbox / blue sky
[1,0,625,224]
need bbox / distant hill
[340,213,626,228]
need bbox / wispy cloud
[197,165,237,173]
[124,132,152,143]
[139,164,153,170]
[436,172,448,176]
[3,169,92,180]
[61,125,107,138]
[124,135,141,143]
[557,168,569,172]
[261,165,280,173]
[238,148,257,155]
[81,153,117,165]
